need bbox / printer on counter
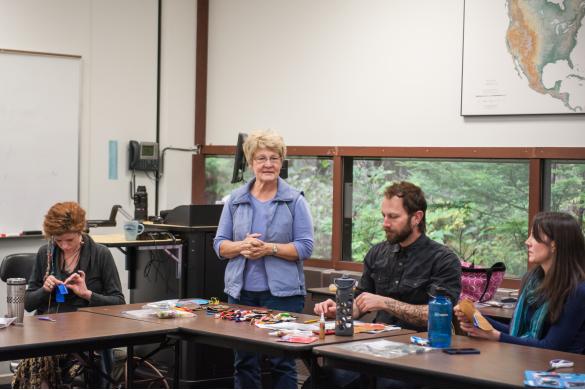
[160,204,223,227]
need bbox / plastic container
[319,313,326,340]
[428,287,452,348]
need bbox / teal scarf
[510,273,549,339]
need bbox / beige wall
[205,0,584,147]
[0,0,196,226]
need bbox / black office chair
[0,253,36,283]
[1,253,35,375]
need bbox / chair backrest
[0,253,36,283]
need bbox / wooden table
[178,308,414,353]
[81,302,416,348]
[307,286,336,302]
[477,304,515,321]
[0,311,177,387]
[91,233,183,292]
[314,332,585,388]
[81,302,416,352]
[91,233,182,247]
[94,223,227,305]
[81,301,417,387]
[79,302,197,327]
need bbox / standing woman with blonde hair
[214,130,314,388]
[455,212,585,353]
[12,201,125,388]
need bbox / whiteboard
[0,50,81,234]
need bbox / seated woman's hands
[42,275,63,293]
[454,304,501,341]
[64,270,92,301]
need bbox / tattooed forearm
[384,298,428,327]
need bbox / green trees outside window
[206,155,585,279]
[204,156,333,259]
[204,156,241,204]
[349,159,529,277]
[546,161,585,232]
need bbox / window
[199,146,585,281]
[286,157,333,259]
[204,155,242,204]
[345,158,530,277]
[544,160,585,233]
[204,155,333,259]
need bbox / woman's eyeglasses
[253,156,281,165]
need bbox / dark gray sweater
[25,235,125,314]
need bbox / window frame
[199,146,585,288]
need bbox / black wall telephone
[129,140,159,171]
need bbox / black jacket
[25,234,125,314]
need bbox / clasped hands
[43,271,92,301]
[240,233,270,260]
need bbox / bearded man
[315,181,461,331]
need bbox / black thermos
[335,274,356,336]
[133,185,148,221]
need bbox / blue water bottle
[428,287,452,348]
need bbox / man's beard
[385,223,413,245]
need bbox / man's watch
[272,243,278,255]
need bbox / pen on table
[304,319,319,324]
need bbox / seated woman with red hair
[13,201,125,388]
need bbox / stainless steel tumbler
[7,277,26,324]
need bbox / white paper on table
[122,309,157,318]
[338,339,431,359]
[142,299,179,309]
[362,325,402,334]
[255,322,315,331]
[0,317,16,328]
[256,321,335,331]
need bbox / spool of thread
[319,313,326,340]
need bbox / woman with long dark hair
[455,211,585,353]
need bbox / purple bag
[459,261,506,303]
